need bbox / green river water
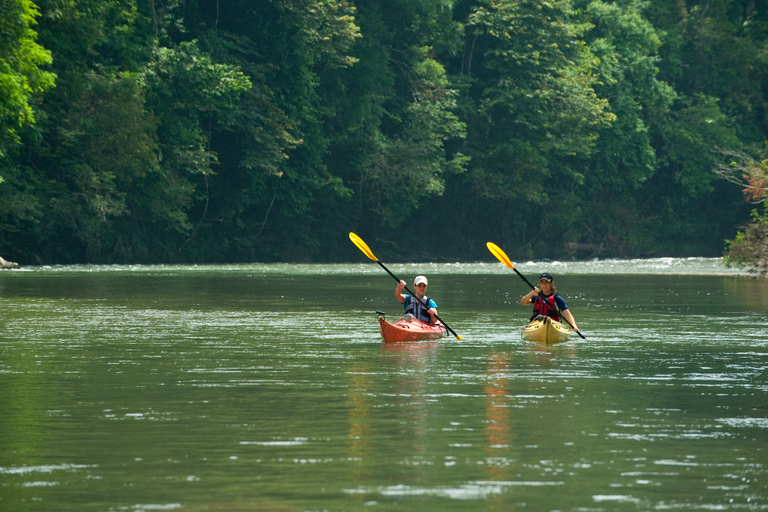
[1,259,767,511]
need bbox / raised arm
[395,280,407,303]
[520,287,540,305]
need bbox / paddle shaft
[514,267,586,339]
[374,260,461,340]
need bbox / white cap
[414,275,428,286]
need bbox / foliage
[0,0,55,159]
[1,0,768,263]
[714,150,768,204]
[660,0,768,145]
[467,0,615,164]
[361,55,468,228]
[561,0,675,256]
[433,0,619,257]
[717,151,768,276]
[724,207,768,277]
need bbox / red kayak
[378,314,448,343]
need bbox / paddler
[395,275,438,324]
[520,272,579,332]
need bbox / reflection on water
[1,262,767,511]
[483,351,512,508]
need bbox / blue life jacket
[532,293,560,321]
[405,295,434,323]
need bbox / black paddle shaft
[513,267,586,339]
[375,261,461,340]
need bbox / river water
[1,259,766,511]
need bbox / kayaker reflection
[395,275,439,324]
[520,272,579,332]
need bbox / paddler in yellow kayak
[520,272,579,332]
[395,275,439,323]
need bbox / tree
[175,0,363,261]
[435,0,616,258]
[2,0,767,263]
[313,0,468,258]
[360,55,468,228]
[563,0,676,256]
[724,206,768,277]
[0,0,55,161]
[1,0,154,262]
[715,149,768,276]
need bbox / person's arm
[520,287,540,305]
[427,299,438,322]
[395,280,407,303]
[562,309,578,331]
[553,295,577,330]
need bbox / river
[1,259,767,511]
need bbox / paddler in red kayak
[395,275,439,324]
[520,272,579,332]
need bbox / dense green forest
[0,0,766,265]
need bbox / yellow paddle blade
[486,242,515,269]
[349,232,378,262]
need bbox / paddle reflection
[347,357,373,483]
[484,351,513,507]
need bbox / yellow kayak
[521,315,571,344]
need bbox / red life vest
[532,294,560,321]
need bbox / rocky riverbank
[1,256,19,269]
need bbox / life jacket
[405,295,434,323]
[531,293,560,321]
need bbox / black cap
[539,272,553,282]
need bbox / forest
[0,0,767,265]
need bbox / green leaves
[469,0,614,162]
[143,42,251,130]
[0,0,766,263]
[361,56,467,228]
[286,0,362,68]
[0,0,55,157]
[724,206,768,277]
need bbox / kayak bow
[378,313,448,343]
[521,315,572,344]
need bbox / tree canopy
[0,0,55,161]
[0,0,765,264]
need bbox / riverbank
[0,256,18,269]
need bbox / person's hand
[532,286,540,296]
[398,280,406,289]
[428,307,437,316]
